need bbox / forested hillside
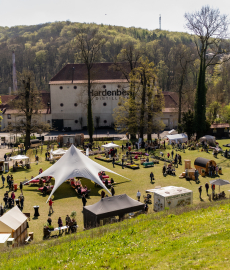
[0,21,230,115]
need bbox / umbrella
[210,179,230,192]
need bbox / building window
[75,120,78,123]
[7,114,11,119]
[117,85,121,88]
[74,103,78,107]
[47,120,50,123]
[59,86,63,90]
[104,120,107,124]
[103,102,107,106]
[8,122,11,125]
[60,103,64,107]
[103,85,106,88]
[74,86,77,89]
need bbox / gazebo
[10,155,30,170]
[83,194,144,229]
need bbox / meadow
[0,200,229,269]
[1,138,230,243]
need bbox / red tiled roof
[163,91,178,108]
[210,123,229,128]
[50,63,130,82]
[0,95,17,105]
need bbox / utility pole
[159,14,161,30]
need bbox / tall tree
[185,6,230,138]
[75,27,106,142]
[114,58,164,140]
[10,70,43,150]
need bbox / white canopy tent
[50,148,67,160]
[9,155,29,161]
[168,129,178,135]
[166,133,188,144]
[102,143,120,149]
[199,135,216,144]
[27,145,130,202]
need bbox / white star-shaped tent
[27,145,129,202]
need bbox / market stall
[166,133,188,145]
[9,155,30,171]
[146,186,193,212]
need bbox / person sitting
[110,178,114,184]
[47,217,52,226]
[77,186,81,195]
[19,160,23,167]
[15,161,18,167]
[105,179,108,186]
[71,218,77,233]
[43,185,48,195]
[146,157,149,162]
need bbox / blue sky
[0,0,230,33]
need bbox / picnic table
[29,179,46,184]
[143,161,154,168]
[102,175,109,179]
[38,185,54,191]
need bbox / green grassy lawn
[0,200,230,269]
[1,139,230,243]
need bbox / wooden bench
[25,236,31,244]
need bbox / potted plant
[70,211,77,219]
[219,167,222,174]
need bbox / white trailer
[146,186,193,212]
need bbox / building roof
[0,92,51,115]
[163,91,178,108]
[0,206,27,231]
[146,186,192,197]
[84,194,144,216]
[194,157,213,168]
[50,63,129,83]
[210,123,230,129]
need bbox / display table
[53,225,69,236]
[102,175,109,179]
[33,206,40,217]
[143,162,154,168]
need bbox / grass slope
[0,201,230,269]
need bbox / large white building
[1,63,179,132]
[49,63,179,131]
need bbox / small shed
[210,123,229,139]
[194,157,216,174]
[146,186,193,212]
[0,206,28,247]
[83,194,144,229]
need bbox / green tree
[180,110,195,140]
[75,27,106,142]
[185,6,230,138]
[10,70,43,150]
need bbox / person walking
[20,182,23,194]
[101,190,105,198]
[122,157,124,169]
[136,190,141,201]
[111,185,115,196]
[198,186,202,199]
[82,194,87,207]
[4,154,7,161]
[2,175,5,187]
[11,191,15,206]
[49,198,54,214]
[19,194,24,209]
[150,172,154,183]
[112,157,115,168]
[171,150,174,159]
[205,182,209,195]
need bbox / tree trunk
[87,68,94,143]
[139,73,147,140]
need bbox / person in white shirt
[136,190,141,201]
